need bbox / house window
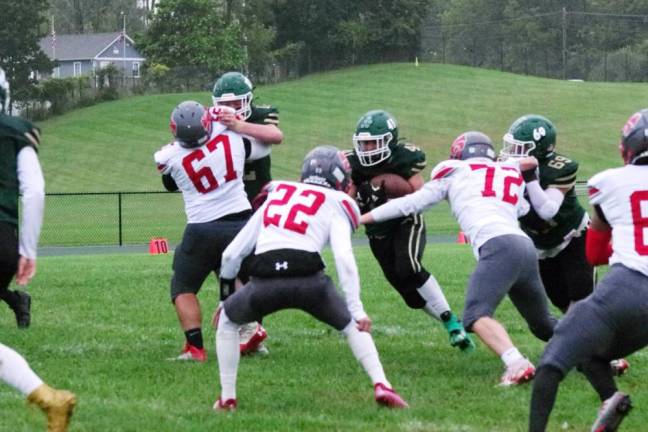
[73,62,82,77]
[100,61,111,69]
[53,67,60,78]
[132,62,140,78]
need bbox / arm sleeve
[17,147,45,259]
[329,213,367,321]
[525,180,565,220]
[244,137,272,161]
[161,174,178,192]
[370,180,447,222]
[585,225,612,266]
[220,209,262,279]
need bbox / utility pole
[562,7,567,80]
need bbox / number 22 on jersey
[182,134,237,193]
[470,164,523,205]
[263,184,325,234]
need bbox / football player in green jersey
[212,71,283,201]
[0,67,76,432]
[502,114,592,313]
[212,72,283,355]
[503,114,630,377]
[345,110,474,352]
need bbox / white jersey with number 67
[588,164,648,276]
[154,123,269,223]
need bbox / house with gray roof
[38,32,145,81]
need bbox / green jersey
[345,142,426,237]
[519,152,586,250]
[243,104,280,201]
[0,113,40,227]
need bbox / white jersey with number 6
[154,123,269,223]
[370,158,530,257]
[588,164,648,276]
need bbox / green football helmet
[352,110,398,166]
[212,72,253,120]
[502,114,557,161]
[0,67,9,113]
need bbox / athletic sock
[579,358,618,401]
[342,322,391,388]
[216,311,240,400]
[0,343,43,396]
[501,347,524,367]
[185,328,203,349]
[529,365,563,432]
[416,275,451,320]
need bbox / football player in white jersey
[212,146,408,411]
[361,132,557,386]
[529,109,648,432]
[154,101,270,362]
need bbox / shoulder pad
[543,154,578,188]
[0,115,41,151]
[430,159,461,180]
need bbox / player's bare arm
[224,116,283,144]
[407,172,425,191]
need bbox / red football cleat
[174,343,207,362]
[591,392,632,432]
[374,383,409,408]
[610,359,630,377]
[500,358,535,386]
[213,397,237,412]
[239,323,268,355]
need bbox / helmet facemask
[500,133,536,160]
[211,91,253,120]
[353,132,393,167]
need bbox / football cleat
[610,359,630,377]
[374,383,409,408]
[591,392,632,432]
[500,358,535,386]
[239,322,268,355]
[213,397,237,412]
[442,314,475,353]
[27,383,77,432]
[13,291,31,329]
[174,342,207,362]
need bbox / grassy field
[34,63,646,246]
[39,63,646,194]
[1,245,646,431]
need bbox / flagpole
[121,11,126,86]
[51,16,56,61]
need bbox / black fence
[40,183,590,248]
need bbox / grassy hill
[39,63,647,193]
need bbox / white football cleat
[239,322,268,355]
[500,358,535,386]
[591,392,632,432]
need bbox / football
[370,173,414,198]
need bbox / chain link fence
[39,183,590,248]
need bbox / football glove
[356,181,387,212]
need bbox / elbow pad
[585,226,613,266]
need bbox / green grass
[39,63,647,193]
[1,245,646,431]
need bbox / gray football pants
[539,264,648,374]
[223,271,353,331]
[463,234,557,342]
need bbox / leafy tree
[0,0,53,112]
[138,0,245,74]
[49,0,146,34]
